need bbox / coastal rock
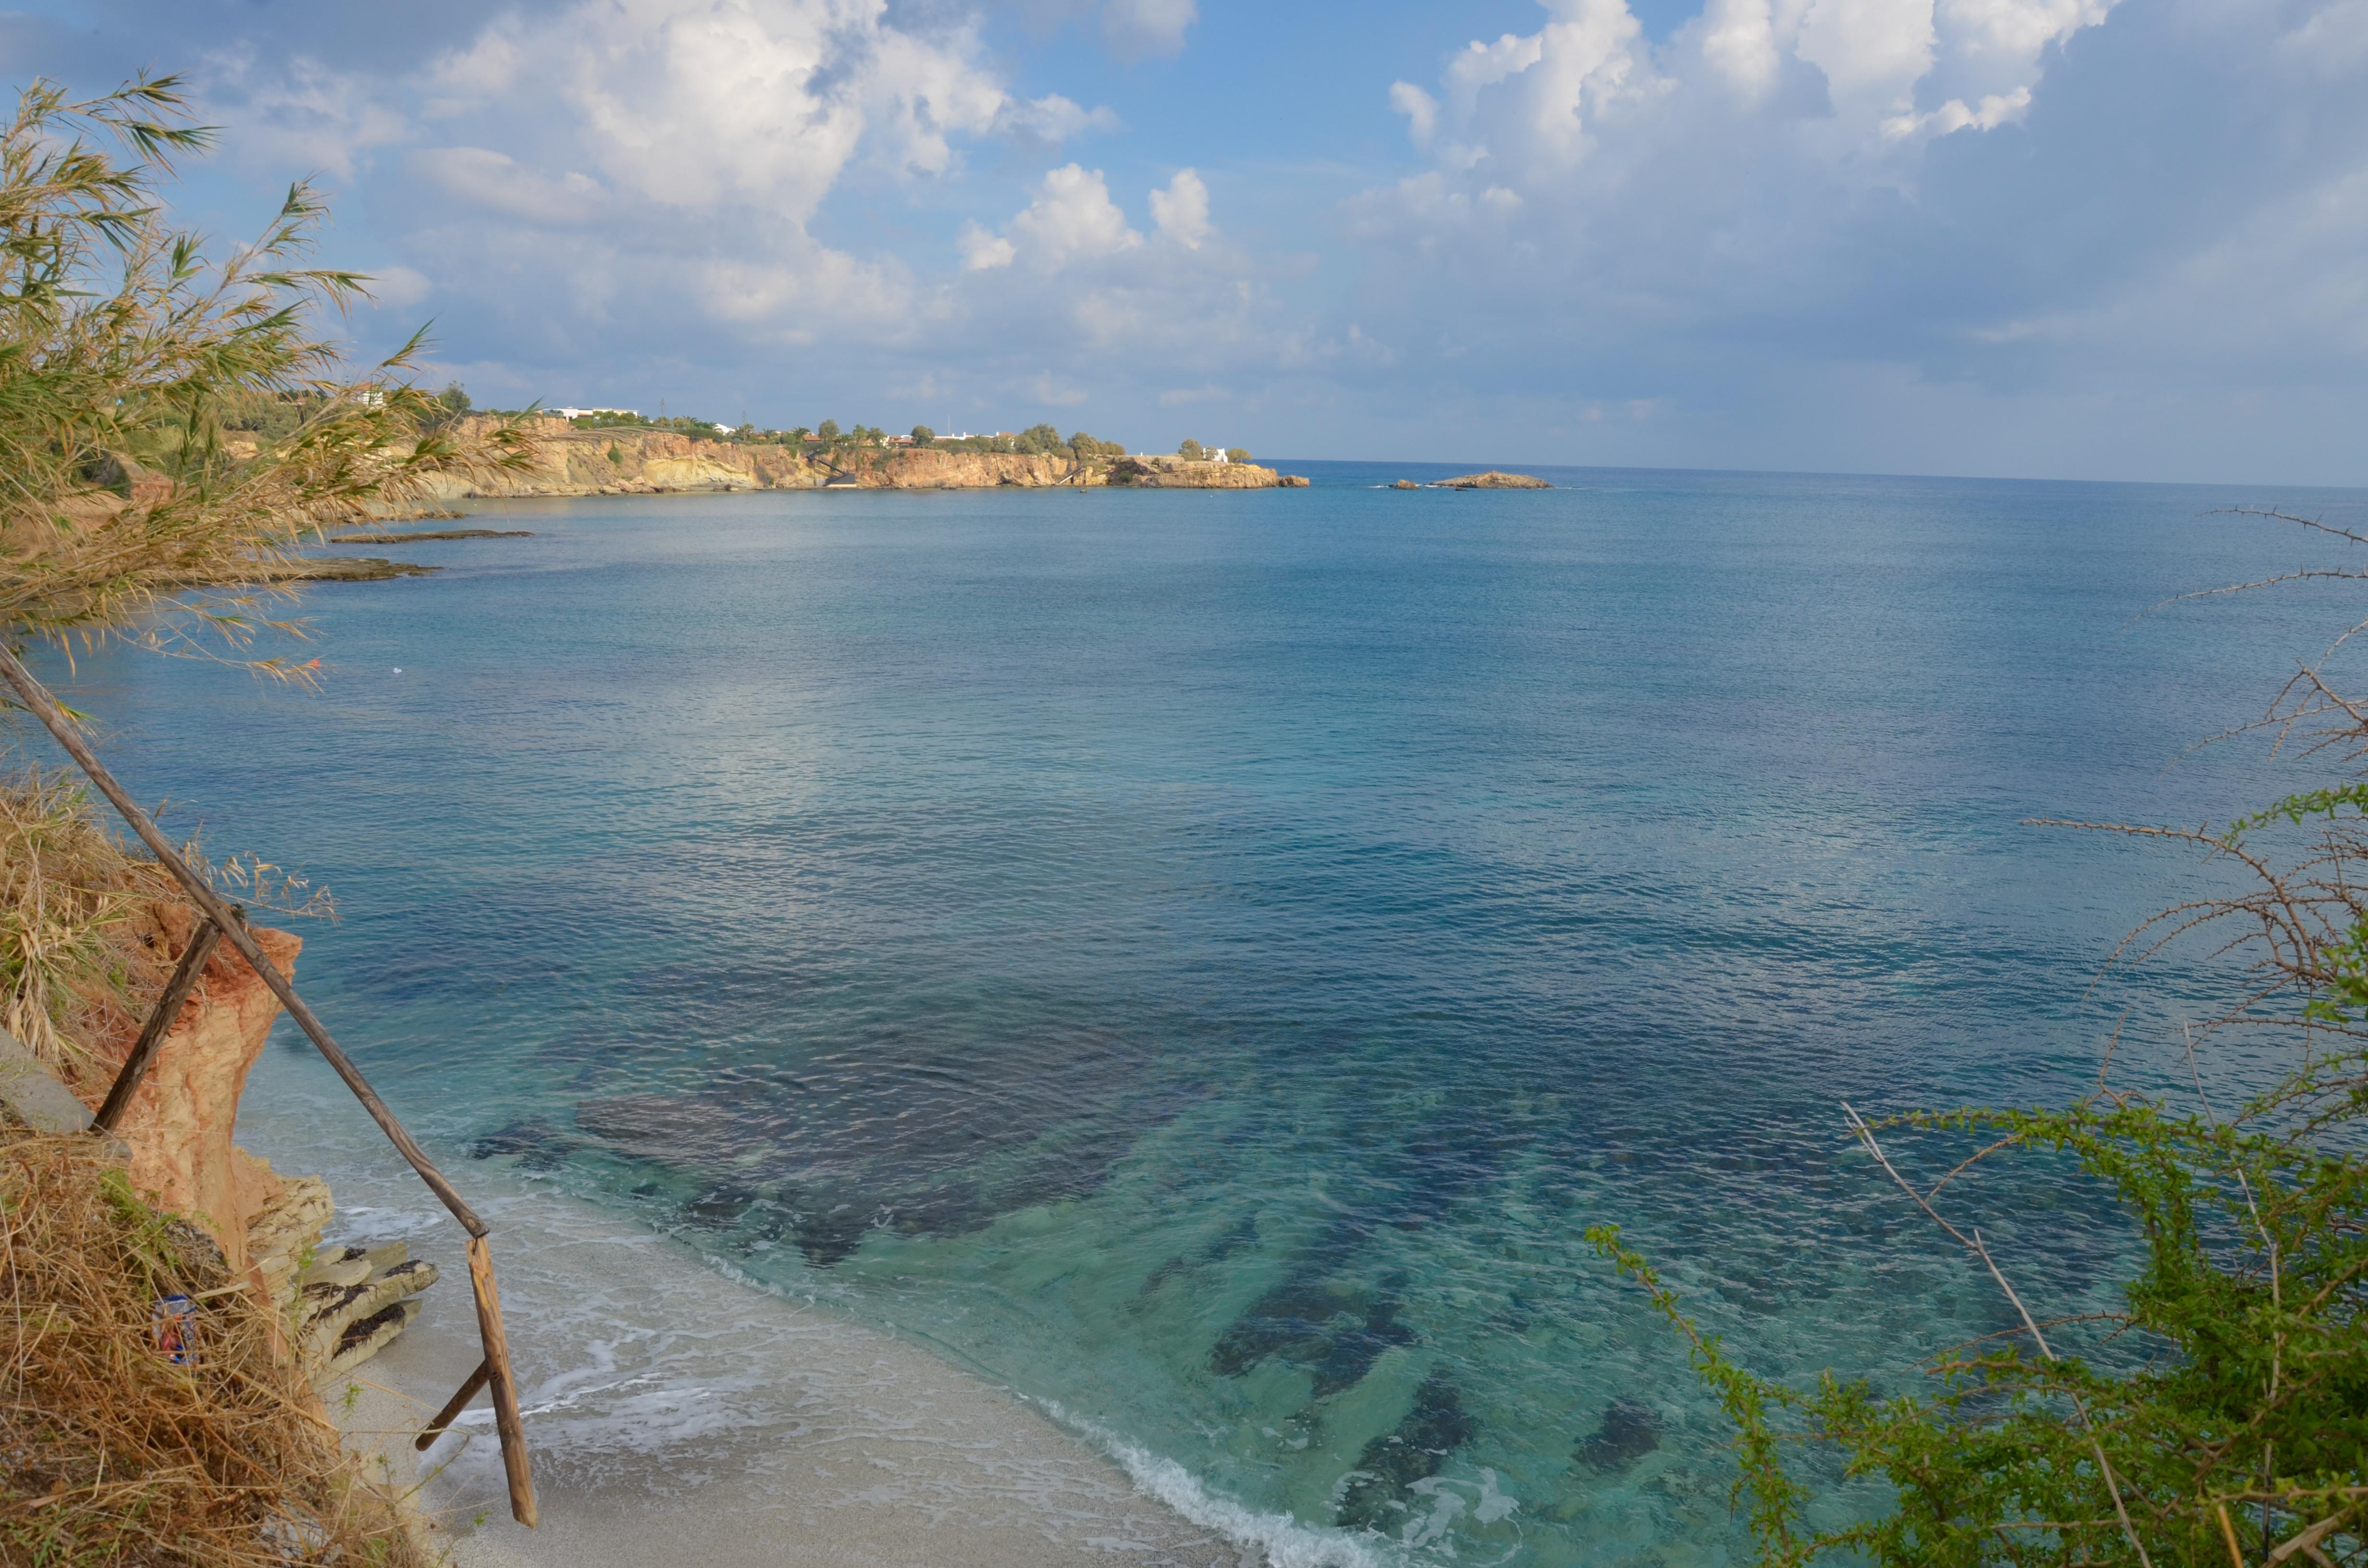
[326,1299,422,1375]
[249,1175,334,1310]
[1279,474,1310,486]
[1102,454,1283,489]
[1435,471,1550,489]
[77,916,305,1272]
[1393,479,1419,490]
[298,1256,438,1369]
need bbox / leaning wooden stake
[418,1358,492,1451]
[0,643,539,1527]
[467,1238,537,1523]
[93,916,222,1132]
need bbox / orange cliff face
[75,908,304,1273]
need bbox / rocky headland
[416,417,1306,500]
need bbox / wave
[1044,1400,1391,1568]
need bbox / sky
[6,0,2366,482]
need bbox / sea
[29,462,2368,1566]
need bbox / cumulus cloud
[1149,169,1211,248]
[348,0,1136,362]
[1005,164,1144,270]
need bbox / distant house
[553,406,639,419]
[886,433,915,446]
[1208,447,1230,465]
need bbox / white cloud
[413,148,607,225]
[1102,0,1199,59]
[197,49,408,178]
[1150,169,1212,248]
[960,221,1018,271]
[1390,82,1441,147]
[1388,0,2117,187]
[363,265,433,310]
[994,94,1124,145]
[362,0,1141,357]
[1003,164,1144,270]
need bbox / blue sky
[8,0,2366,481]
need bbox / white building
[553,405,639,419]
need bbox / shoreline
[246,1064,1279,1568]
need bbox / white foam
[1047,1401,1393,1568]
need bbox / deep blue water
[29,463,2368,1564]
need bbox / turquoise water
[32,465,2368,1564]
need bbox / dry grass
[0,768,173,1072]
[0,1126,424,1567]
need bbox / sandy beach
[316,1182,1264,1568]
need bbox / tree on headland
[1178,438,1204,460]
[1226,447,1250,464]
[1594,510,2368,1565]
[817,418,841,441]
[911,425,935,445]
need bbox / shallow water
[34,463,2368,1565]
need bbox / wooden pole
[416,1358,492,1451]
[0,645,486,1235]
[469,1236,538,1526]
[93,917,222,1132]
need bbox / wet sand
[320,1187,1258,1568]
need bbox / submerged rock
[469,1117,579,1170]
[1574,1396,1660,1470]
[1336,1374,1478,1531]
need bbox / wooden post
[468,1236,538,1527]
[416,1358,492,1451]
[93,918,222,1133]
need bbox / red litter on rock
[151,1294,198,1364]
